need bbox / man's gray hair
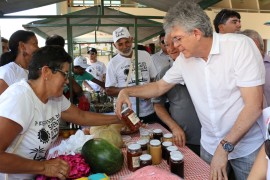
[163,0,213,37]
[238,29,264,52]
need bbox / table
[110,123,210,180]
[48,123,210,180]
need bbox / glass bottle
[127,143,142,171]
[121,107,142,132]
[140,131,150,141]
[153,129,163,141]
[170,153,184,179]
[162,141,173,160]
[139,154,152,168]
[166,145,178,164]
[137,139,149,154]
[163,133,173,142]
[149,139,162,165]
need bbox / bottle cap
[140,131,150,136]
[121,106,130,114]
[153,129,162,133]
[167,145,178,152]
[170,153,184,161]
[170,150,182,157]
[162,141,173,147]
[150,139,161,146]
[137,139,149,145]
[163,133,173,138]
[140,154,152,161]
[128,143,141,150]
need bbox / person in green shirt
[73,56,105,90]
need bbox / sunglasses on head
[265,121,270,158]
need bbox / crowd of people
[0,0,270,179]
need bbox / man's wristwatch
[220,139,234,153]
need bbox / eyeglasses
[38,66,69,80]
[54,69,69,80]
[265,121,270,159]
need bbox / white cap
[112,27,131,43]
[74,56,89,69]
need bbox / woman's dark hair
[0,52,14,66]
[28,45,72,80]
[3,30,36,63]
[45,34,65,47]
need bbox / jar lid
[153,129,162,133]
[162,141,173,147]
[170,150,182,156]
[121,107,130,114]
[170,153,184,161]
[150,139,161,146]
[137,139,148,145]
[167,145,178,152]
[140,131,150,136]
[163,133,173,138]
[140,154,152,161]
[128,143,141,150]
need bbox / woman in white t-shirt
[0,46,121,180]
[0,30,39,95]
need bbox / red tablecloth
[48,123,210,180]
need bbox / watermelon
[81,138,124,175]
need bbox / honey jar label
[132,156,140,168]
[128,113,140,125]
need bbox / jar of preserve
[170,153,184,178]
[127,144,142,171]
[163,133,173,142]
[153,129,163,141]
[149,139,162,165]
[140,131,150,141]
[162,141,173,160]
[137,139,149,154]
[121,107,142,132]
[139,154,152,168]
[166,145,178,164]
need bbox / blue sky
[0,4,56,47]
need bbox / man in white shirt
[106,27,164,125]
[213,9,241,34]
[115,1,265,179]
[85,48,106,92]
[151,32,173,74]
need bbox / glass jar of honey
[127,143,142,171]
[170,152,184,178]
[121,107,142,132]
[162,141,173,160]
[137,139,149,154]
[139,154,152,168]
[163,133,173,142]
[153,129,163,141]
[149,139,162,165]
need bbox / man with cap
[85,48,106,92]
[73,56,105,90]
[213,9,241,34]
[106,27,164,125]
